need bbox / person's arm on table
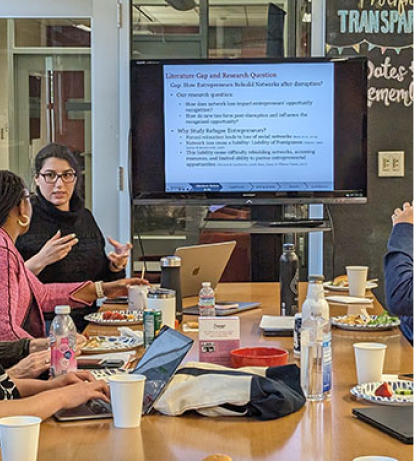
[1,376,109,420]
[71,277,149,304]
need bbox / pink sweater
[0,228,91,340]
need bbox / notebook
[352,406,413,444]
[54,326,193,422]
[175,241,236,298]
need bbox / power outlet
[378,151,404,177]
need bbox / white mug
[128,285,149,313]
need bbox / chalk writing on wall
[326,0,413,108]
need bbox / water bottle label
[322,338,332,393]
[51,337,77,376]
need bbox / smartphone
[77,359,124,370]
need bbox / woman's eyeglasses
[38,171,77,184]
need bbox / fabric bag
[154,361,306,420]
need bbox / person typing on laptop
[0,365,109,420]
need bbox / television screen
[131,58,367,204]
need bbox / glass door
[0,0,126,247]
[15,53,91,205]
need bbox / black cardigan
[0,340,31,369]
[17,191,125,330]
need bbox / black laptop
[352,406,413,444]
[54,326,194,421]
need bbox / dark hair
[35,143,80,175]
[0,170,27,227]
[34,143,81,194]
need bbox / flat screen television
[131,57,367,204]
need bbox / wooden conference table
[35,283,413,461]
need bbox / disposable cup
[109,374,146,428]
[346,266,369,297]
[0,416,41,461]
[353,342,387,385]
[353,457,399,461]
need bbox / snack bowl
[230,347,289,368]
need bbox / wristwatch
[95,281,105,299]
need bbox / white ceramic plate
[331,315,400,331]
[350,380,413,406]
[81,335,143,354]
[323,281,378,292]
[84,310,142,326]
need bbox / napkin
[117,327,143,340]
[325,295,373,305]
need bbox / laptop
[175,241,236,298]
[352,406,413,444]
[54,326,193,422]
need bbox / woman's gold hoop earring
[18,214,30,227]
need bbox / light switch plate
[378,151,404,177]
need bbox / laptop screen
[131,326,194,414]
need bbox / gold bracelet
[95,281,105,299]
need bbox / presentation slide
[163,62,334,193]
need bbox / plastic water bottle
[300,275,332,400]
[279,243,299,316]
[50,305,77,377]
[198,282,216,316]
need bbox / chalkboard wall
[324,0,413,306]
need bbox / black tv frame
[131,57,368,206]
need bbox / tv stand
[203,219,330,234]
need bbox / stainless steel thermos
[160,256,183,323]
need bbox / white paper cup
[346,266,369,297]
[353,343,387,385]
[0,416,41,461]
[109,374,146,428]
[353,457,399,461]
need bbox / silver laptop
[175,241,236,298]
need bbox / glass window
[132,0,310,59]
[130,1,312,281]
[0,19,92,206]
[14,19,91,48]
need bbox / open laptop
[175,241,236,298]
[54,327,193,421]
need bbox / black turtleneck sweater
[16,191,125,331]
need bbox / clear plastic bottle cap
[54,305,71,315]
[202,282,211,287]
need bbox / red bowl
[230,347,289,368]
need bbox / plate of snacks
[331,313,400,331]
[84,310,142,326]
[81,335,143,353]
[351,380,413,406]
[324,275,378,292]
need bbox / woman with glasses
[16,143,133,331]
[0,169,147,341]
